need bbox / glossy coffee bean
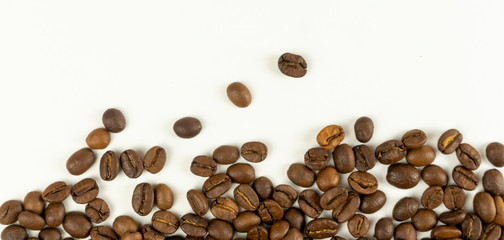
[438,129,463,154]
[480,223,501,240]
[347,214,369,238]
[90,226,118,240]
[287,163,315,187]
[1,225,28,240]
[272,184,298,208]
[213,145,239,165]
[320,187,348,210]
[207,219,234,240]
[374,218,394,240]
[71,178,98,204]
[86,128,111,149]
[298,190,323,219]
[258,199,283,224]
[247,225,269,240]
[63,212,92,238]
[393,197,419,221]
[444,185,465,210]
[347,171,378,195]
[316,167,340,192]
[270,220,290,240]
[284,208,305,231]
[233,211,261,232]
[421,186,444,209]
[39,227,61,240]
[113,215,139,236]
[316,125,345,150]
[191,155,217,177]
[85,198,109,223]
[412,209,437,231]
[494,195,504,226]
[151,210,178,234]
[227,163,255,183]
[173,117,202,138]
[66,148,95,175]
[18,211,45,230]
[353,145,376,171]
[332,191,360,223]
[461,213,482,240]
[102,108,126,133]
[0,200,23,225]
[144,146,166,174]
[439,209,466,226]
[120,149,143,178]
[394,222,416,240]
[421,164,448,186]
[155,184,173,210]
[132,183,155,216]
[304,148,329,171]
[253,176,274,200]
[359,190,386,214]
[234,184,260,211]
[332,144,355,173]
[278,53,307,78]
[386,163,420,189]
[99,151,120,181]
[210,197,238,221]
[187,190,209,216]
[456,143,481,170]
[202,173,232,199]
[406,145,436,166]
[474,192,496,223]
[354,116,374,143]
[42,181,70,203]
[483,169,504,196]
[431,225,462,239]
[486,142,504,167]
[305,218,339,239]
[24,191,44,215]
[402,129,427,149]
[453,165,478,190]
[375,140,406,165]
[44,202,65,227]
[241,141,268,163]
[227,82,252,108]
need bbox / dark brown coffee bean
[406,145,436,166]
[494,195,504,226]
[354,117,374,143]
[474,192,496,223]
[253,176,274,200]
[394,222,416,240]
[347,214,369,238]
[375,140,406,165]
[332,191,360,223]
[402,129,427,149]
[452,165,478,191]
[234,184,260,211]
[330,236,346,240]
[67,148,95,176]
[0,200,23,225]
[85,198,109,224]
[151,210,178,234]
[439,209,466,226]
[278,53,307,78]
[42,181,70,203]
[287,163,315,187]
[386,163,420,189]
[359,190,386,214]
[374,218,394,240]
[298,189,323,219]
[316,167,340,192]
[247,225,269,240]
[305,218,339,239]
[173,117,202,138]
[461,213,482,240]
[63,212,92,238]
[332,144,355,173]
[412,209,437,231]
[227,163,255,183]
[443,185,465,210]
[483,169,504,196]
[102,108,126,133]
[284,227,303,240]
[24,191,44,215]
[353,145,376,172]
[91,226,119,240]
[285,208,305,231]
[393,197,419,221]
[486,142,504,167]
[120,149,143,178]
[113,215,139,236]
[191,155,217,177]
[1,225,28,240]
[226,82,252,108]
[207,219,234,240]
[155,184,173,210]
[39,228,61,240]
[347,171,378,195]
[99,150,120,181]
[71,178,98,204]
[320,187,348,210]
[121,231,142,240]
[233,211,261,232]
[431,225,462,239]
[421,164,448,186]
[438,129,463,154]
[202,173,232,199]
[187,190,209,216]
[132,183,155,216]
[304,148,329,171]
[210,197,238,221]
[241,141,268,163]
[213,145,239,165]
[272,184,298,208]
[317,125,345,150]
[18,211,45,230]
[86,128,111,149]
[258,199,283,224]
[44,202,65,228]
[481,223,501,240]
[141,225,164,240]
[143,146,166,174]
[456,143,481,170]
[270,220,290,240]
[421,186,444,209]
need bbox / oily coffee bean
[354,116,374,143]
[481,223,502,240]
[227,163,255,184]
[0,200,23,225]
[431,225,462,239]
[24,191,44,215]
[287,163,315,187]
[151,210,178,234]
[120,149,143,178]
[241,141,268,163]
[456,143,481,170]
[439,209,466,226]
[483,169,504,196]
[347,214,369,238]
[155,184,174,210]
[202,173,232,199]
[486,142,504,167]
[113,215,139,236]
[284,208,305,231]
[386,163,420,189]
[305,218,339,239]
[99,150,120,181]
[298,189,323,219]
[461,213,482,240]
[474,192,496,223]
[394,222,416,240]
[332,191,360,223]
[438,129,463,154]
[278,53,307,78]
[71,178,99,204]
[316,125,345,150]
[187,190,209,216]
[226,82,252,108]
[375,140,406,165]
[421,164,448,186]
[233,211,261,232]
[45,202,65,227]
[143,146,166,174]
[85,198,110,224]
[283,227,303,240]
[247,225,269,240]
[353,145,376,171]
[210,197,238,221]
[320,187,348,210]
[102,108,126,133]
[402,129,427,149]
[208,219,234,240]
[234,184,260,211]
[359,190,386,214]
[347,171,378,195]
[42,181,70,203]
[406,145,436,166]
[141,225,164,240]
[258,199,284,224]
[173,117,202,138]
[494,195,504,226]
[18,211,45,230]
[270,220,290,240]
[316,167,340,191]
[1,225,28,240]
[453,165,478,190]
[86,128,111,149]
[90,226,119,240]
[332,144,355,173]
[213,145,240,165]
[66,148,95,175]
[63,211,92,238]
[374,218,394,240]
[191,155,217,177]
[131,183,154,216]
[411,209,437,232]
[272,184,298,208]
[253,176,274,200]
[393,197,419,221]
[39,227,61,240]
[443,185,465,210]
[421,186,444,209]
[304,148,329,171]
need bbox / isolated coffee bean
[234,184,260,211]
[393,197,419,221]
[359,190,386,214]
[120,149,143,178]
[411,209,437,231]
[494,195,504,226]
[144,146,166,174]
[284,208,305,231]
[483,169,504,196]
[227,163,255,184]
[233,211,261,232]
[347,214,369,238]
[320,187,348,210]
[191,155,217,177]
[298,190,323,219]
[374,218,394,240]
[210,197,238,221]
[421,164,448,186]
[241,141,268,163]
[431,225,462,239]
[91,226,119,240]
[443,185,465,210]
[186,190,208,217]
[438,129,463,154]
[86,128,111,149]
[113,215,139,236]
[247,225,269,240]
[401,129,427,149]
[85,198,109,224]
[155,184,174,210]
[332,144,355,173]
[332,191,360,223]
[132,183,155,216]
[213,145,240,165]
[421,186,444,209]
[480,223,501,240]
[258,199,284,224]
[486,142,504,167]
[272,184,298,208]
[305,218,339,239]
[375,140,406,165]
[406,145,436,166]
[67,148,95,175]
[42,181,70,203]
[456,143,481,170]
[439,209,466,226]
[202,173,232,199]
[253,176,274,200]
[347,171,378,195]
[453,165,478,190]
[0,200,23,225]
[474,192,496,223]
[151,210,178,234]
[386,163,420,189]
[353,145,376,171]
[354,117,374,143]
[63,212,92,238]
[461,213,482,240]
[317,125,345,150]
[287,163,315,187]
[278,53,307,78]
[207,219,234,240]
[39,227,61,240]
[173,117,202,138]
[226,82,252,108]
[102,108,126,133]
[316,167,340,192]
[394,222,416,240]
[18,211,45,230]
[99,151,120,181]
[270,220,290,240]
[1,225,28,240]
[71,178,99,204]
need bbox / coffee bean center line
[442,133,459,148]
[153,218,177,227]
[377,146,405,159]
[235,189,255,209]
[126,152,136,168]
[203,178,227,192]
[325,193,346,206]
[275,190,295,203]
[299,197,321,214]
[182,219,206,228]
[191,162,214,170]
[349,177,376,188]
[356,218,364,234]
[97,232,117,240]
[106,154,112,179]
[214,203,237,214]
[307,229,338,235]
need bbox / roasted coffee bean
[332,191,360,223]
[456,143,481,170]
[18,211,45,230]
[173,117,202,138]
[121,231,142,240]
[63,212,92,238]
[394,222,416,240]
[374,218,394,240]
[113,215,139,236]
[90,226,119,240]
[287,163,315,187]
[453,165,478,190]
[151,210,178,234]
[227,163,255,184]
[474,192,496,223]
[421,164,448,186]
[494,195,504,226]
[332,144,355,173]
[143,146,166,174]
[191,155,217,177]
[226,82,252,108]
[412,209,437,232]
[1,225,28,240]
[375,140,406,165]
[431,225,462,239]
[233,211,261,232]
[331,236,347,240]
[461,213,482,240]
[486,142,504,167]
[270,220,290,240]
[483,169,504,196]
[317,125,345,150]
[213,145,240,165]
[438,129,463,154]
[320,187,348,210]
[354,117,374,143]
[234,184,260,211]
[210,197,238,221]
[132,183,155,216]
[99,151,120,181]
[187,190,209,217]
[253,176,274,200]
[273,184,298,208]
[353,145,376,171]
[421,186,444,209]
[305,218,339,239]
[71,178,98,204]
[393,197,419,221]
[402,129,427,149]
[42,181,70,203]
[44,202,65,227]
[141,225,164,240]
[85,198,109,224]
[241,141,268,163]
[347,171,378,195]
[202,173,232,199]
[304,148,329,171]
[120,149,143,178]
[0,200,23,225]
[284,228,303,240]
[207,219,234,240]
[444,185,465,210]
[439,209,466,226]
[258,199,284,224]
[386,163,420,189]
[359,190,386,214]
[278,53,307,78]
[39,227,61,240]
[24,191,44,215]
[298,189,323,219]
[86,128,111,149]
[316,167,340,192]
[406,145,436,166]
[480,223,502,240]
[101,108,126,134]
[67,148,95,175]
[285,208,305,231]
[247,225,269,240]
[155,184,173,210]
[347,214,369,238]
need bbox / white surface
[1,1,504,239]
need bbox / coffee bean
[113,215,139,236]
[270,220,290,240]
[258,199,283,224]
[411,209,437,231]
[66,148,95,176]
[63,211,92,238]
[18,211,45,230]
[207,219,234,240]
[253,176,274,200]
[483,169,504,196]
[353,145,376,171]
[304,148,329,171]
[443,185,465,210]
[42,181,70,203]
[316,125,345,150]
[406,145,436,166]
[143,146,166,174]
[421,186,444,209]
[210,197,238,221]
[456,143,481,170]
[132,183,155,216]
[320,187,348,210]
[39,227,61,240]
[234,184,260,211]
[102,108,126,133]
[24,191,44,215]
[213,145,240,165]
[241,141,268,163]
[287,163,315,187]
[298,189,323,219]
[86,128,111,149]
[347,214,369,238]
[461,213,482,240]
[332,191,360,223]
[226,82,252,108]
[0,200,23,225]
[494,195,504,226]
[316,167,340,192]
[359,190,386,214]
[347,171,378,195]
[438,129,463,154]
[402,129,427,149]
[202,173,232,199]
[393,197,419,221]
[305,218,339,239]
[278,53,307,78]
[43,203,65,228]
[474,192,496,223]
[272,184,298,208]
[141,225,164,240]
[1,225,28,240]
[283,227,303,240]
[421,164,448,186]
[187,190,208,217]
[99,150,120,181]
[284,208,305,231]
[331,236,346,240]
[354,117,374,143]
[71,178,98,204]
[375,140,406,165]
[227,163,255,184]
[439,209,466,226]
[91,226,119,240]
[151,210,178,234]
[154,184,173,210]
[247,225,269,240]
[431,225,462,239]
[173,117,202,138]
[191,155,217,177]
[121,231,142,240]
[453,165,478,190]
[480,223,502,240]
[386,163,420,189]
[486,142,504,167]
[332,144,355,173]
[394,222,416,240]
[374,218,394,240]
[85,198,109,224]
[233,211,261,232]
[120,149,143,178]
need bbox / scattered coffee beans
[278,53,307,78]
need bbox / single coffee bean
[431,225,462,239]
[402,129,427,149]
[253,176,274,200]
[439,209,466,226]
[151,210,178,234]
[298,189,323,219]
[63,211,92,238]
[233,211,261,232]
[18,211,45,230]
[331,236,346,240]
[155,184,173,210]
[226,82,252,108]
[406,145,436,166]
[284,208,305,231]
[0,200,23,225]
[347,171,378,195]
[347,214,369,238]
[394,222,416,240]
[316,167,340,192]
[483,169,504,196]
[44,202,65,227]
[443,185,465,210]
[456,143,481,170]
[143,146,166,174]
[494,195,504,226]
[438,129,463,154]
[132,183,155,216]
[1,225,28,240]
[86,128,111,149]
[24,191,44,215]
[421,185,444,209]
[120,149,143,178]
[213,145,240,165]
[258,199,284,224]
[190,155,217,177]
[359,190,386,214]
[66,148,95,175]
[102,108,126,133]
[270,220,290,240]
[39,227,61,240]
[287,163,315,187]
[278,53,307,78]
[210,197,238,221]
[83,198,109,224]
[187,190,208,216]
[474,192,496,223]
[42,181,70,203]
[202,173,232,199]
[354,117,374,143]
[375,140,406,165]
[99,150,120,181]
[272,184,298,208]
[173,117,202,138]
[374,218,394,240]
[208,219,234,240]
[71,178,99,204]
[393,197,419,221]
[234,184,260,211]
[305,218,339,239]
[421,164,448,186]
[241,141,268,163]
[317,125,345,150]
[411,209,437,231]
[452,165,478,190]
[320,187,348,210]
[141,225,164,240]
[480,223,502,240]
[90,226,119,240]
[332,144,355,173]
[486,142,504,167]
[386,163,420,189]
[247,225,269,240]
[332,191,360,223]
[461,213,482,240]
[227,163,255,184]
[304,148,329,171]
[121,231,142,240]
[353,145,376,171]
[113,215,139,236]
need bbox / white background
[1,1,504,239]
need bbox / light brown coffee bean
[316,125,345,150]
[227,82,252,108]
